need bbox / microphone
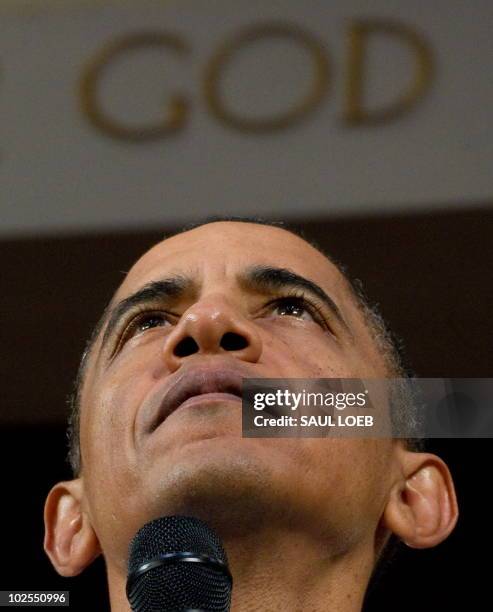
[126,516,233,612]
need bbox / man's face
[79,222,395,570]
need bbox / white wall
[1,0,492,236]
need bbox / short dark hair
[66,215,422,477]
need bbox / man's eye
[271,297,317,322]
[121,312,171,343]
[135,313,168,333]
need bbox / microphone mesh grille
[127,516,232,612]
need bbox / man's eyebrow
[100,276,192,351]
[240,265,350,331]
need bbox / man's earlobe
[44,479,101,576]
[382,451,459,549]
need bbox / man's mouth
[171,391,242,413]
[149,367,244,432]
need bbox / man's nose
[161,294,263,372]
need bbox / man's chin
[141,437,289,537]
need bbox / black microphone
[126,516,233,612]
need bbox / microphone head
[126,515,232,611]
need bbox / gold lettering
[344,19,434,125]
[80,32,190,142]
[204,22,329,133]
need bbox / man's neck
[107,525,374,611]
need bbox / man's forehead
[115,222,345,301]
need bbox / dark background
[1,208,491,610]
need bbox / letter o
[204,22,330,133]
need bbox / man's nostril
[220,332,249,351]
[174,336,200,358]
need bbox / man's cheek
[276,337,352,378]
[83,370,149,472]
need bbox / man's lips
[147,367,244,434]
[173,392,242,412]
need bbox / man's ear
[44,479,101,576]
[382,450,459,549]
